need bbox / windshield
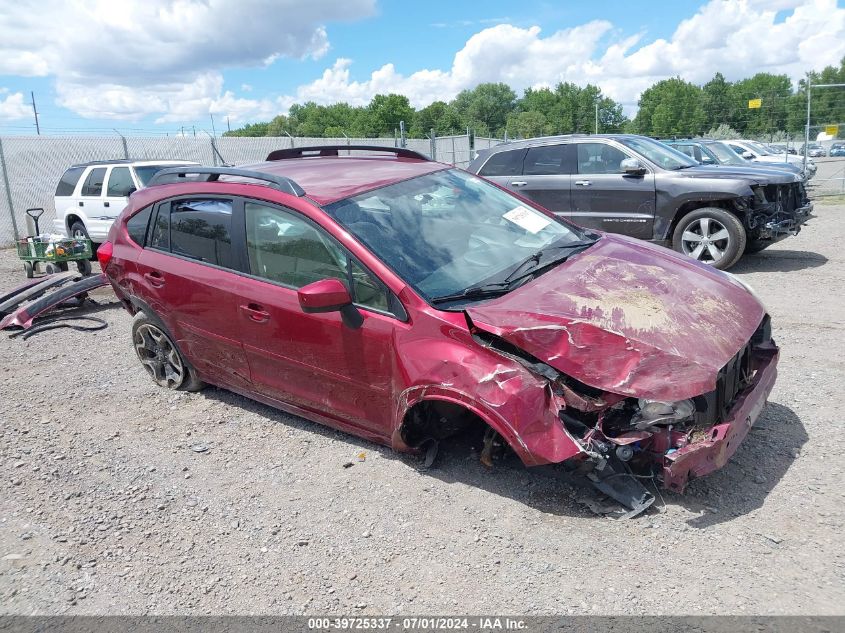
[324,169,590,302]
[618,137,698,170]
[135,165,186,186]
[707,142,747,165]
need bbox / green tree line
[225,57,845,140]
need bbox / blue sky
[0,0,841,135]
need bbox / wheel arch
[392,389,535,465]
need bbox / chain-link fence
[0,133,503,246]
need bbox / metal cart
[16,208,93,278]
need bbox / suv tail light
[97,241,113,271]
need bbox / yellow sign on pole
[748,99,762,109]
[825,125,838,136]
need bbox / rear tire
[672,207,746,270]
[45,262,62,274]
[130,312,204,392]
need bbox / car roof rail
[266,145,430,162]
[146,166,306,197]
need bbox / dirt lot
[1,203,843,616]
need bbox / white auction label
[502,205,551,234]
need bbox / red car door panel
[233,200,398,434]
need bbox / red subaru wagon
[99,146,779,513]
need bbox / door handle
[240,303,270,323]
[574,180,592,186]
[143,271,165,288]
[104,201,110,207]
[510,181,528,187]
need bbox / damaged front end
[746,182,813,243]
[473,315,778,516]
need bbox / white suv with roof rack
[53,159,199,243]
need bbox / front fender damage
[470,322,656,517]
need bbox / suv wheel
[672,207,746,270]
[70,220,89,240]
[131,312,204,392]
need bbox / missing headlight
[632,399,695,430]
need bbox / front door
[569,141,655,239]
[231,200,398,434]
[134,197,251,390]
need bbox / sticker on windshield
[503,206,551,234]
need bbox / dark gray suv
[467,134,812,269]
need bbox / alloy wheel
[680,217,731,264]
[133,323,185,388]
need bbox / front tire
[131,312,204,392]
[672,207,746,270]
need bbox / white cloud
[0,92,31,122]
[0,0,374,122]
[288,0,845,114]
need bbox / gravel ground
[0,203,843,616]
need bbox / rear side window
[523,145,569,175]
[478,149,526,177]
[55,166,85,197]
[126,206,152,246]
[149,204,170,250]
[81,167,107,197]
[170,199,233,267]
[107,167,135,197]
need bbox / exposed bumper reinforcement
[662,347,779,492]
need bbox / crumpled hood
[466,235,765,401]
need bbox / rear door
[103,166,136,220]
[78,167,108,220]
[134,196,251,390]
[569,141,655,238]
[230,199,399,434]
[506,144,573,215]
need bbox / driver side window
[577,143,628,174]
[245,202,391,313]
[246,202,346,288]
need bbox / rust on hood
[465,235,766,401]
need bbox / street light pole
[804,76,811,173]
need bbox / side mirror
[297,278,362,328]
[620,158,646,175]
[742,151,754,160]
[127,187,137,196]
[701,156,715,164]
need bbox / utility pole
[30,91,40,135]
[226,116,231,132]
[595,102,599,134]
[192,125,196,137]
[210,113,217,137]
